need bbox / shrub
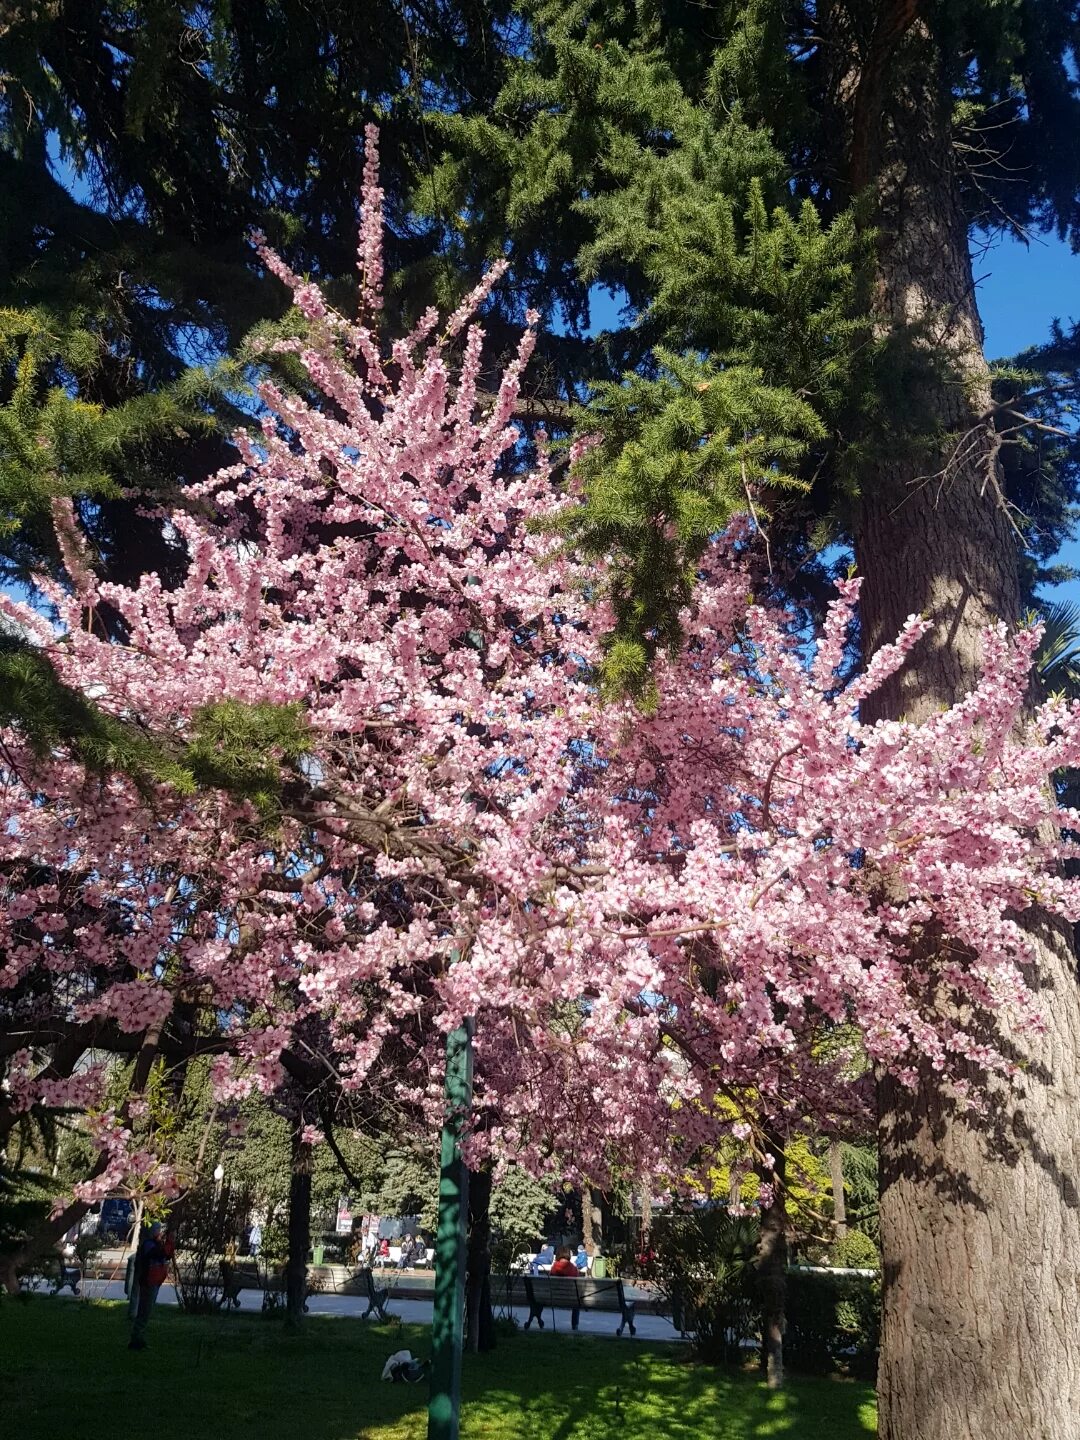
[649,1206,880,1378]
[652,1208,760,1366]
[830,1229,880,1270]
[785,1267,880,1378]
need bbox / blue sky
[976,229,1080,605]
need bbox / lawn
[0,1298,876,1440]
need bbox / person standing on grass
[129,1222,175,1351]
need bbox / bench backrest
[526,1274,623,1309]
[219,1262,260,1287]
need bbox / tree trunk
[581,1186,603,1258]
[729,1170,742,1211]
[755,1138,788,1390]
[285,1131,312,1329]
[828,1141,847,1241]
[0,1179,97,1294]
[465,1167,494,1353]
[837,17,1080,1437]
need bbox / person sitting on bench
[550,1246,579,1277]
[397,1233,425,1269]
[529,1243,555,1275]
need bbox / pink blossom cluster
[66,1110,181,1210]
[4,134,1080,1195]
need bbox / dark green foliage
[0,0,518,751]
[785,1268,880,1381]
[184,700,310,814]
[359,1147,439,1233]
[0,1109,92,1275]
[556,351,822,693]
[830,1230,881,1272]
[994,319,1080,596]
[839,1144,879,1245]
[489,1166,555,1267]
[0,307,242,588]
[0,632,309,808]
[649,1203,880,1376]
[1034,599,1080,694]
[433,1,1080,668]
[650,1207,760,1365]
[0,632,189,788]
[426,13,873,662]
[0,1158,54,1266]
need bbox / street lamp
[427,1017,474,1440]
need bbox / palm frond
[1034,600,1080,698]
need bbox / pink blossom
[6,133,1080,1203]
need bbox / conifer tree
[0,2,516,753]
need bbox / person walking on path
[129,1222,175,1351]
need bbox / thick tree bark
[581,1189,595,1256]
[839,17,1080,1438]
[465,1166,494,1353]
[581,1186,603,1258]
[285,1131,312,1329]
[755,1139,788,1390]
[828,1141,847,1241]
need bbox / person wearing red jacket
[549,1246,580,1277]
[128,1222,175,1351]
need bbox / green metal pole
[427,1018,473,1440]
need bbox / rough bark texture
[828,1141,848,1241]
[755,1140,788,1391]
[581,1189,595,1257]
[465,1166,494,1353]
[285,1132,312,1328]
[581,1187,603,1258]
[843,18,1080,1438]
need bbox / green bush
[785,1268,879,1379]
[649,1207,879,1378]
[652,1208,760,1366]
[830,1229,880,1270]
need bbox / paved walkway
[62,1278,683,1342]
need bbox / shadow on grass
[0,1297,875,1440]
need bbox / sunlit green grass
[0,1297,875,1439]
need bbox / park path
[64,1279,682,1342]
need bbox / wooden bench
[217,1261,312,1313]
[19,1254,82,1295]
[522,1274,637,1336]
[218,1260,254,1308]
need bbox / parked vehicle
[81,1197,135,1241]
